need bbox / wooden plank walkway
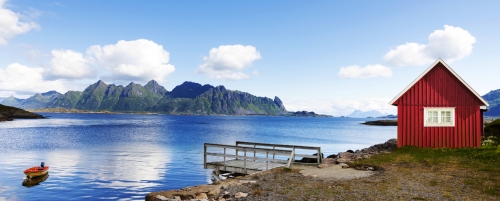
[204,142,323,178]
[205,159,288,175]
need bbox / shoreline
[146,139,397,201]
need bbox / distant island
[287,111,333,117]
[361,120,397,126]
[1,80,288,116]
[0,104,44,121]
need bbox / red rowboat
[24,162,49,179]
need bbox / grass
[351,146,500,196]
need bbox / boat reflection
[22,173,49,188]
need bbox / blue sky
[1,0,499,116]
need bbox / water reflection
[42,144,172,192]
[22,174,49,188]
[88,144,171,190]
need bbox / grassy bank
[351,146,500,196]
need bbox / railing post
[317,147,322,164]
[253,144,256,161]
[244,149,247,174]
[287,149,294,168]
[236,147,239,160]
[204,144,207,168]
[266,151,269,170]
[223,148,227,171]
[273,145,275,159]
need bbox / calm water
[0,113,396,201]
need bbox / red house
[389,58,489,148]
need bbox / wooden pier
[204,142,322,179]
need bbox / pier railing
[204,143,294,176]
[235,141,322,165]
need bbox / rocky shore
[145,139,397,201]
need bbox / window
[424,107,455,127]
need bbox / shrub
[482,136,499,146]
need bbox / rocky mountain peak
[145,80,167,95]
[41,91,61,97]
[169,81,214,98]
[273,96,286,111]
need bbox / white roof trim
[389,58,489,106]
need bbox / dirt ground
[296,164,376,180]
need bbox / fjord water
[0,113,395,200]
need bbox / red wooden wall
[393,62,484,148]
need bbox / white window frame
[423,107,455,127]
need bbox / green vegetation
[484,119,500,145]
[351,146,500,196]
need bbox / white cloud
[87,39,175,82]
[383,25,476,66]
[196,44,261,81]
[285,98,396,116]
[0,0,40,45]
[47,49,96,79]
[338,64,392,78]
[0,63,66,95]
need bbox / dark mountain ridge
[1,80,286,115]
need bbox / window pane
[441,111,451,123]
[428,111,438,123]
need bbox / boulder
[322,158,335,165]
[337,152,354,159]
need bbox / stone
[322,158,335,165]
[337,152,354,160]
[195,193,208,200]
[235,192,248,198]
[326,154,337,158]
[367,166,375,171]
[173,196,181,200]
[181,186,193,191]
[341,164,349,168]
[155,195,169,201]
[336,158,348,164]
[207,190,219,197]
[317,164,328,168]
[239,180,257,184]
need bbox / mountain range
[0,80,287,115]
[483,89,500,117]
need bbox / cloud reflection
[80,144,171,190]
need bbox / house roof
[389,58,489,106]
